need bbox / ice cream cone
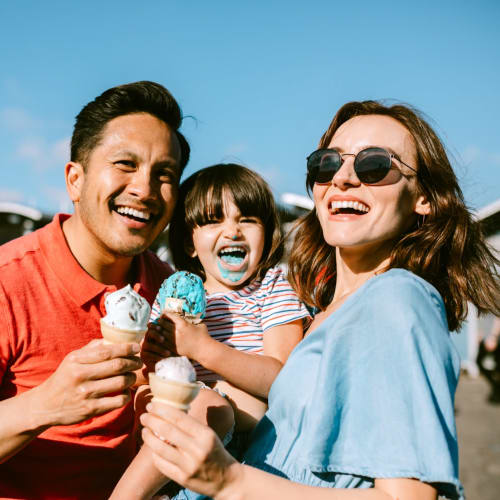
[162,297,203,324]
[100,318,146,344]
[149,372,201,411]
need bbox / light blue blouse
[174,269,464,500]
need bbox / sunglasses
[307,146,417,187]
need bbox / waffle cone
[100,318,147,344]
[149,372,201,411]
[162,298,203,324]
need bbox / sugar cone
[149,372,201,411]
[162,298,203,325]
[100,318,146,344]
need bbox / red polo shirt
[0,214,172,499]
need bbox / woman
[139,101,500,500]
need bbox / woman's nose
[332,156,361,189]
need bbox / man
[0,81,189,499]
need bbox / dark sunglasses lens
[308,150,341,184]
[355,148,391,184]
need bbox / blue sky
[1,0,499,214]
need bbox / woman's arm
[156,314,303,398]
[141,403,437,500]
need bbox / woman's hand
[140,402,240,499]
[157,313,213,360]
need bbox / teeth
[219,247,246,255]
[116,206,151,221]
[329,200,369,214]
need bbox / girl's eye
[241,217,260,224]
[204,218,221,225]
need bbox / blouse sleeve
[258,267,311,332]
[301,271,463,499]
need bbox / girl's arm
[141,402,437,500]
[156,314,303,398]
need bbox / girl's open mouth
[217,245,248,270]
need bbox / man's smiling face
[71,112,181,258]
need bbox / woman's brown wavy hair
[288,100,500,331]
[169,163,283,283]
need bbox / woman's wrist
[215,461,246,500]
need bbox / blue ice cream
[158,271,206,323]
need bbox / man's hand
[30,339,143,427]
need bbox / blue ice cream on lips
[157,271,206,324]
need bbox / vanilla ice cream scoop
[102,284,150,331]
[149,356,200,410]
[155,356,196,383]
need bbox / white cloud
[0,107,40,132]
[42,186,72,213]
[0,188,24,203]
[15,136,70,171]
[461,145,481,165]
[223,142,248,156]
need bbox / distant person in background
[477,316,500,403]
[139,101,499,500]
[0,81,189,499]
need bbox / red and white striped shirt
[151,266,310,382]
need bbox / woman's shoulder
[346,268,451,346]
[364,268,444,310]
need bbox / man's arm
[0,339,142,463]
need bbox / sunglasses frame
[306,146,417,187]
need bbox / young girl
[112,163,310,499]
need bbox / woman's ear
[65,162,85,202]
[414,194,431,216]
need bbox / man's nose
[128,168,155,199]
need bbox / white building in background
[0,202,51,245]
[458,198,500,376]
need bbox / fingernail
[146,403,152,412]
[132,344,140,353]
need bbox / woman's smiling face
[313,114,430,259]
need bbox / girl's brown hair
[169,163,283,283]
[288,100,500,331]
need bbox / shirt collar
[39,213,156,307]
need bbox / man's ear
[65,162,84,202]
[414,194,431,216]
[185,237,197,258]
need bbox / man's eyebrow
[110,150,178,166]
[110,149,139,159]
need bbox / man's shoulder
[0,229,42,270]
[141,250,172,275]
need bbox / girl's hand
[141,323,173,373]
[140,402,239,499]
[158,313,213,360]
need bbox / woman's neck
[333,244,392,300]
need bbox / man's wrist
[26,383,58,431]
